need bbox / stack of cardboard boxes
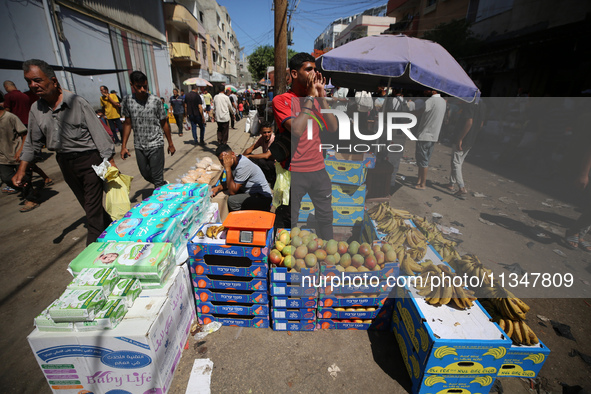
[188,223,271,328]
[299,152,375,227]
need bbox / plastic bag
[272,162,290,208]
[92,158,111,180]
[104,166,133,221]
[249,111,260,136]
[184,120,191,131]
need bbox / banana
[426,283,442,305]
[499,319,506,331]
[508,298,526,320]
[197,230,204,237]
[505,319,514,338]
[512,297,531,314]
[401,255,415,276]
[520,321,531,346]
[512,318,523,344]
[206,226,214,238]
[439,282,453,305]
[212,225,225,238]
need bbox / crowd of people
[1,55,589,253]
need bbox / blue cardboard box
[195,289,268,304]
[298,203,365,227]
[269,266,318,284]
[272,297,318,309]
[197,302,269,316]
[497,342,550,378]
[325,152,376,185]
[188,223,273,261]
[270,282,318,297]
[320,262,399,281]
[298,202,314,223]
[272,308,316,320]
[192,275,267,291]
[273,320,316,331]
[190,258,268,278]
[302,184,367,205]
[198,314,269,328]
[395,285,512,376]
[320,280,394,296]
[318,293,389,308]
[317,307,379,320]
[393,312,496,394]
[317,319,372,330]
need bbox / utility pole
[274,0,287,95]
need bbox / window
[199,12,204,23]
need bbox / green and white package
[68,267,119,296]
[48,289,107,322]
[109,278,142,307]
[74,298,127,331]
[68,242,173,284]
[34,300,75,332]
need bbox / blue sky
[217,0,387,55]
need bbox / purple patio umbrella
[317,34,480,102]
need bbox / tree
[422,19,482,60]
[248,45,298,81]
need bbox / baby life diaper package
[109,278,142,307]
[68,242,174,285]
[48,289,107,322]
[74,298,128,331]
[153,182,209,197]
[34,300,75,332]
[67,267,120,296]
[98,216,183,251]
[124,193,183,219]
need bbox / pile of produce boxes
[299,152,375,227]
[188,223,272,328]
[269,228,319,331]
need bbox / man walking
[13,59,115,244]
[213,88,233,145]
[446,100,486,196]
[229,90,238,129]
[99,85,122,144]
[120,70,175,188]
[185,85,205,145]
[414,90,446,190]
[3,79,52,188]
[272,52,339,239]
[203,88,213,122]
[170,88,185,136]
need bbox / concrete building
[1,0,173,108]
[335,14,397,47]
[236,53,255,89]
[314,18,350,52]
[386,0,470,37]
[196,0,241,85]
[163,1,209,91]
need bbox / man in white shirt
[213,89,233,145]
[414,90,446,190]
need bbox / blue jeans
[189,115,205,143]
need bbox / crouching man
[212,144,272,212]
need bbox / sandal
[20,201,39,212]
[44,179,54,186]
[454,189,468,196]
[579,239,591,253]
[564,234,579,250]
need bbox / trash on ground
[490,378,503,393]
[437,224,462,235]
[328,363,341,379]
[553,249,567,258]
[526,242,535,249]
[194,322,222,340]
[473,192,486,198]
[450,220,464,227]
[499,197,517,204]
[499,263,527,275]
[537,315,550,323]
[541,202,553,208]
[551,320,576,341]
[433,196,442,202]
[185,358,213,394]
[479,217,496,226]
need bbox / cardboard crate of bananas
[369,201,551,379]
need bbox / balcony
[164,3,203,35]
[169,42,200,67]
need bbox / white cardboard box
[28,264,195,394]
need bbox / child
[238,101,244,120]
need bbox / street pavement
[1,118,590,393]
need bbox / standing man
[414,90,446,190]
[120,70,175,188]
[3,80,53,188]
[213,88,233,145]
[13,59,115,244]
[185,85,205,145]
[0,105,40,211]
[272,52,338,239]
[229,90,238,129]
[446,101,486,196]
[203,88,213,122]
[99,85,122,144]
[169,88,185,136]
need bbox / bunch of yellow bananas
[498,319,539,345]
[205,225,225,239]
[416,264,477,308]
[450,254,493,286]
